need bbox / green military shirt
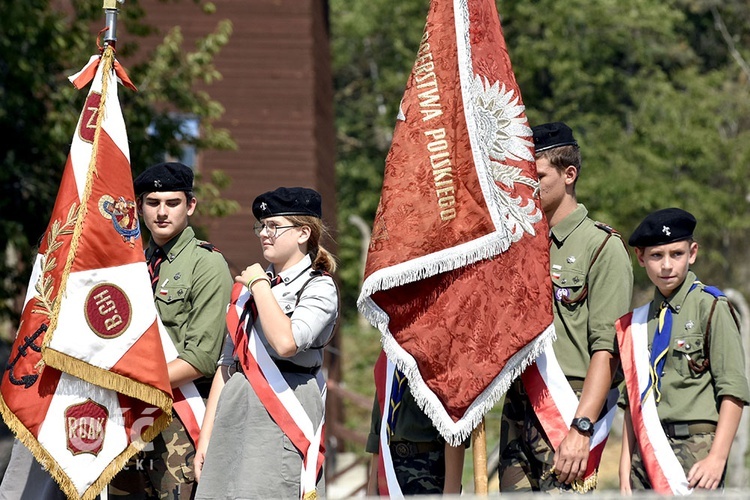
[146,226,232,378]
[633,271,750,423]
[366,384,442,453]
[550,204,633,380]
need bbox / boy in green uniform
[365,381,465,496]
[618,208,750,493]
[499,122,633,492]
[109,162,233,499]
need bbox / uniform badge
[662,225,671,236]
[555,288,570,301]
[154,179,162,188]
[567,256,576,263]
[85,283,131,339]
[260,201,268,212]
[552,272,561,280]
[685,320,694,330]
[65,399,108,456]
[177,289,184,296]
[98,195,140,247]
[173,273,181,281]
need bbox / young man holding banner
[108,162,232,499]
[499,122,633,492]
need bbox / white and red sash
[373,352,403,498]
[616,305,691,495]
[226,283,325,499]
[521,341,618,492]
[156,318,204,445]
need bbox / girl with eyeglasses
[194,187,338,499]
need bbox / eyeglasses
[253,221,297,238]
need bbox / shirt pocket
[277,293,297,317]
[154,285,190,326]
[551,269,587,312]
[670,333,706,378]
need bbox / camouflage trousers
[630,432,722,490]
[498,382,585,494]
[392,448,446,495]
[108,412,196,500]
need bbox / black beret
[252,187,322,220]
[628,208,697,247]
[532,122,579,153]
[134,162,194,196]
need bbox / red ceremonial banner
[358,0,554,444]
[0,48,172,500]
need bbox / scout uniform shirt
[549,204,633,380]
[146,226,233,379]
[636,270,750,423]
[219,254,338,370]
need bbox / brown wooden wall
[133,0,336,275]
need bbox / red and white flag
[616,306,691,495]
[521,344,619,491]
[0,47,173,500]
[358,0,554,445]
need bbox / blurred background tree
[332,0,750,317]
[0,0,235,327]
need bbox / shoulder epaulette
[594,221,620,236]
[197,241,221,253]
[700,284,726,299]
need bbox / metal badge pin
[561,279,567,284]
[685,320,694,330]
[567,256,576,263]
[174,272,181,281]
[177,289,184,296]
[572,276,580,284]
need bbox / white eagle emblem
[469,75,541,241]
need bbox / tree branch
[711,6,750,82]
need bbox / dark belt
[662,422,717,438]
[389,440,443,458]
[228,360,319,376]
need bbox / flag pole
[102,0,124,49]
[472,417,489,494]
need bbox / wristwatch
[571,417,594,436]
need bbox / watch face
[574,418,592,433]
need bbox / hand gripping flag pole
[0,3,183,499]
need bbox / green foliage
[331,0,750,313]
[331,0,429,320]
[0,0,235,325]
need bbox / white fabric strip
[378,358,404,499]
[630,305,691,494]
[536,343,617,448]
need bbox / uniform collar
[653,270,698,313]
[550,204,588,244]
[267,254,313,286]
[146,226,195,262]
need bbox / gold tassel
[43,349,172,415]
[571,470,599,494]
